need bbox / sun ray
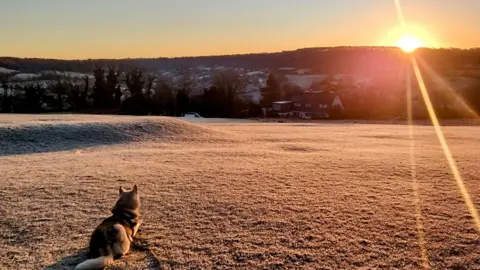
[411,56,480,232]
[395,2,480,267]
[394,0,407,28]
[415,57,480,119]
[395,1,430,267]
[405,62,430,269]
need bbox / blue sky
[0,0,478,59]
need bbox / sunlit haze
[1,0,479,59]
[396,35,424,52]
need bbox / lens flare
[411,56,480,233]
[405,64,430,269]
[396,35,424,53]
[395,0,480,268]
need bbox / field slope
[0,115,479,269]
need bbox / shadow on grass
[44,239,170,270]
[0,123,136,157]
[131,236,180,269]
[44,249,89,270]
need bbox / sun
[395,35,424,53]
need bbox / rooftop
[272,101,293,104]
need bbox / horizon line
[1,45,479,62]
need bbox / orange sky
[0,0,478,59]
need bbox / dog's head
[113,185,140,216]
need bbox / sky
[0,0,478,59]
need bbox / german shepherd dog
[74,185,142,270]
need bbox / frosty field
[0,114,479,269]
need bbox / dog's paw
[136,220,143,231]
[133,220,143,238]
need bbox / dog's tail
[74,255,114,270]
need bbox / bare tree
[261,73,282,106]
[213,69,246,97]
[66,78,84,111]
[47,75,67,111]
[175,67,196,92]
[212,69,246,117]
[145,74,156,99]
[92,66,107,109]
[171,68,196,116]
[114,85,123,108]
[152,79,174,115]
[125,69,144,95]
[0,73,14,112]
[106,66,120,107]
[82,74,90,107]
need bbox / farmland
[0,115,479,269]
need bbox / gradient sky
[0,0,478,59]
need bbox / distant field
[0,114,479,269]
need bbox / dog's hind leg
[112,224,131,256]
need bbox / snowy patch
[0,67,18,74]
[198,75,212,80]
[161,71,173,77]
[197,66,212,71]
[41,70,91,78]
[286,75,329,88]
[12,73,40,80]
[296,69,311,75]
[287,74,372,89]
[247,71,266,76]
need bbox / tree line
[1,62,480,120]
[0,67,262,118]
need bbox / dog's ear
[133,185,138,194]
[119,186,125,194]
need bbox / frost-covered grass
[0,114,479,269]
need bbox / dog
[74,185,142,270]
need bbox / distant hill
[1,47,479,75]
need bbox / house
[271,101,294,117]
[272,101,293,112]
[270,91,345,119]
[290,91,345,119]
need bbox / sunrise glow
[396,35,424,53]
